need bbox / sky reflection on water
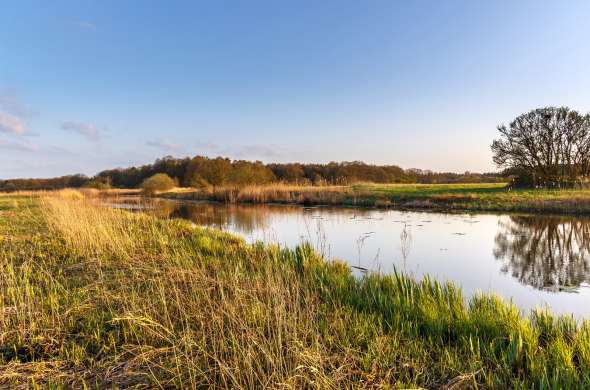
[111,198,590,318]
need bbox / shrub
[141,173,176,195]
[188,174,210,190]
[84,178,112,190]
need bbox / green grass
[351,183,590,213]
[356,182,509,196]
[2,192,590,388]
[165,182,590,214]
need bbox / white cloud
[60,121,101,141]
[0,111,29,135]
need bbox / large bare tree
[491,107,590,187]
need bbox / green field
[2,192,590,388]
[357,182,509,195]
[352,182,590,213]
[164,182,590,214]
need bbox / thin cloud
[146,138,182,151]
[0,91,35,136]
[60,121,101,141]
[0,138,38,152]
[0,111,29,135]
[0,90,36,118]
[195,141,219,150]
[45,144,77,155]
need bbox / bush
[141,173,176,195]
[83,178,112,190]
[188,174,210,190]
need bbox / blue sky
[2,1,590,178]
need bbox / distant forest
[0,155,505,192]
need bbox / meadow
[1,190,590,388]
[161,182,590,214]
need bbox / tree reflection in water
[494,216,590,292]
[159,202,272,234]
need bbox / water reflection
[399,223,412,271]
[172,203,272,233]
[494,216,590,292]
[105,197,590,316]
[113,197,376,235]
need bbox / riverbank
[159,182,590,215]
[1,191,589,388]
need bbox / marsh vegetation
[4,108,590,386]
[109,197,590,317]
[159,182,590,215]
[2,191,590,388]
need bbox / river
[109,197,590,318]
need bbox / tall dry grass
[0,190,47,197]
[229,183,348,203]
[0,192,330,388]
[163,183,369,206]
[3,192,590,387]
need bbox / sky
[2,1,590,179]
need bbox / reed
[1,193,590,388]
[163,183,372,206]
[161,182,590,214]
[0,190,47,197]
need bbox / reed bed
[0,190,47,197]
[0,187,138,200]
[1,190,590,388]
[161,182,590,214]
[162,183,377,206]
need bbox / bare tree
[491,107,590,187]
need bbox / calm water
[111,197,590,318]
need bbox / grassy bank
[2,192,590,388]
[160,182,590,214]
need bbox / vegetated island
[1,189,589,388]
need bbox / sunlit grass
[360,182,590,200]
[358,182,508,193]
[358,182,590,213]
[162,181,590,213]
[163,183,353,204]
[1,191,590,387]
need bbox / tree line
[0,157,504,192]
[92,157,505,188]
[6,106,589,192]
[0,174,88,192]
